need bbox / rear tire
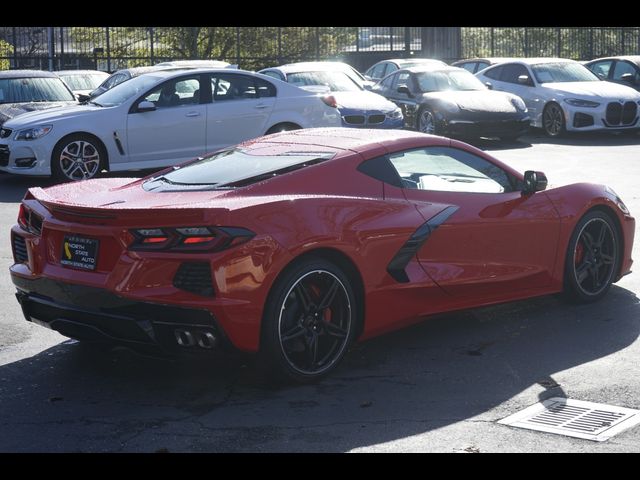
[260,258,358,383]
[563,210,620,303]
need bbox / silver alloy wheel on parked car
[418,108,436,134]
[543,102,565,137]
[53,134,103,181]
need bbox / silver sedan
[475,58,640,136]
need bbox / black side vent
[12,233,28,263]
[173,262,214,297]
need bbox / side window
[393,72,412,96]
[483,65,503,81]
[212,74,258,101]
[588,60,613,79]
[370,63,388,80]
[386,64,399,75]
[388,146,514,193]
[499,64,529,84]
[380,73,395,90]
[143,75,200,108]
[261,71,284,81]
[476,61,490,72]
[106,73,126,89]
[459,62,476,73]
[255,77,276,97]
[612,61,639,83]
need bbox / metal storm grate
[498,397,640,442]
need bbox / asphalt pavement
[1,129,639,452]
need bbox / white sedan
[475,57,640,136]
[0,68,342,181]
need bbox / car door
[385,146,560,300]
[126,74,207,168]
[205,73,276,152]
[389,71,420,128]
[486,63,540,118]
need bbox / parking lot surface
[1,130,639,452]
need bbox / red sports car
[9,128,635,382]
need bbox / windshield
[59,73,107,91]
[416,70,485,92]
[287,71,363,92]
[94,74,163,106]
[532,62,599,83]
[0,77,75,104]
[143,149,336,190]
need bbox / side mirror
[517,75,532,86]
[522,170,548,194]
[136,100,157,113]
[77,93,90,103]
[485,81,493,90]
[620,72,634,84]
[397,84,413,97]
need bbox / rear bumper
[12,274,234,356]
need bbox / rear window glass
[143,149,335,191]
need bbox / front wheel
[260,258,358,383]
[564,210,620,303]
[417,107,439,135]
[51,133,106,182]
[542,102,566,137]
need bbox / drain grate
[499,397,640,442]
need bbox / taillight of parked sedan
[129,226,255,252]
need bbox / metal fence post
[149,27,155,64]
[47,27,54,71]
[490,27,495,56]
[556,28,561,57]
[105,27,111,72]
[59,27,64,69]
[277,27,282,64]
[236,27,241,66]
[315,27,320,60]
[621,28,625,55]
[12,27,17,69]
[589,28,594,60]
[405,27,411,53]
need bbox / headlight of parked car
[386,107,403,120]
[14,125,53,141]
[510,97,527,112]
[564,98,600,108]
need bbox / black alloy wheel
[542,102,566,137]
[564,210,620,302]
[52,133,105,181]
[261,258,357,383]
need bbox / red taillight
[321,95,338,108]
[18,204,29,230]
[129,226,255,252]
[183,236,215,244]
[142,236,170,244]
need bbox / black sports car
[371,65,531,140]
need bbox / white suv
[0,68,342,181]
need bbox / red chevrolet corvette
[10,128,635,382]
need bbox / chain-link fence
[1,27,639,73]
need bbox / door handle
[254,103,269,109]
[185,111,200,117]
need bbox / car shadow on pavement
[514,130,640,148]
[0,285,638,452]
